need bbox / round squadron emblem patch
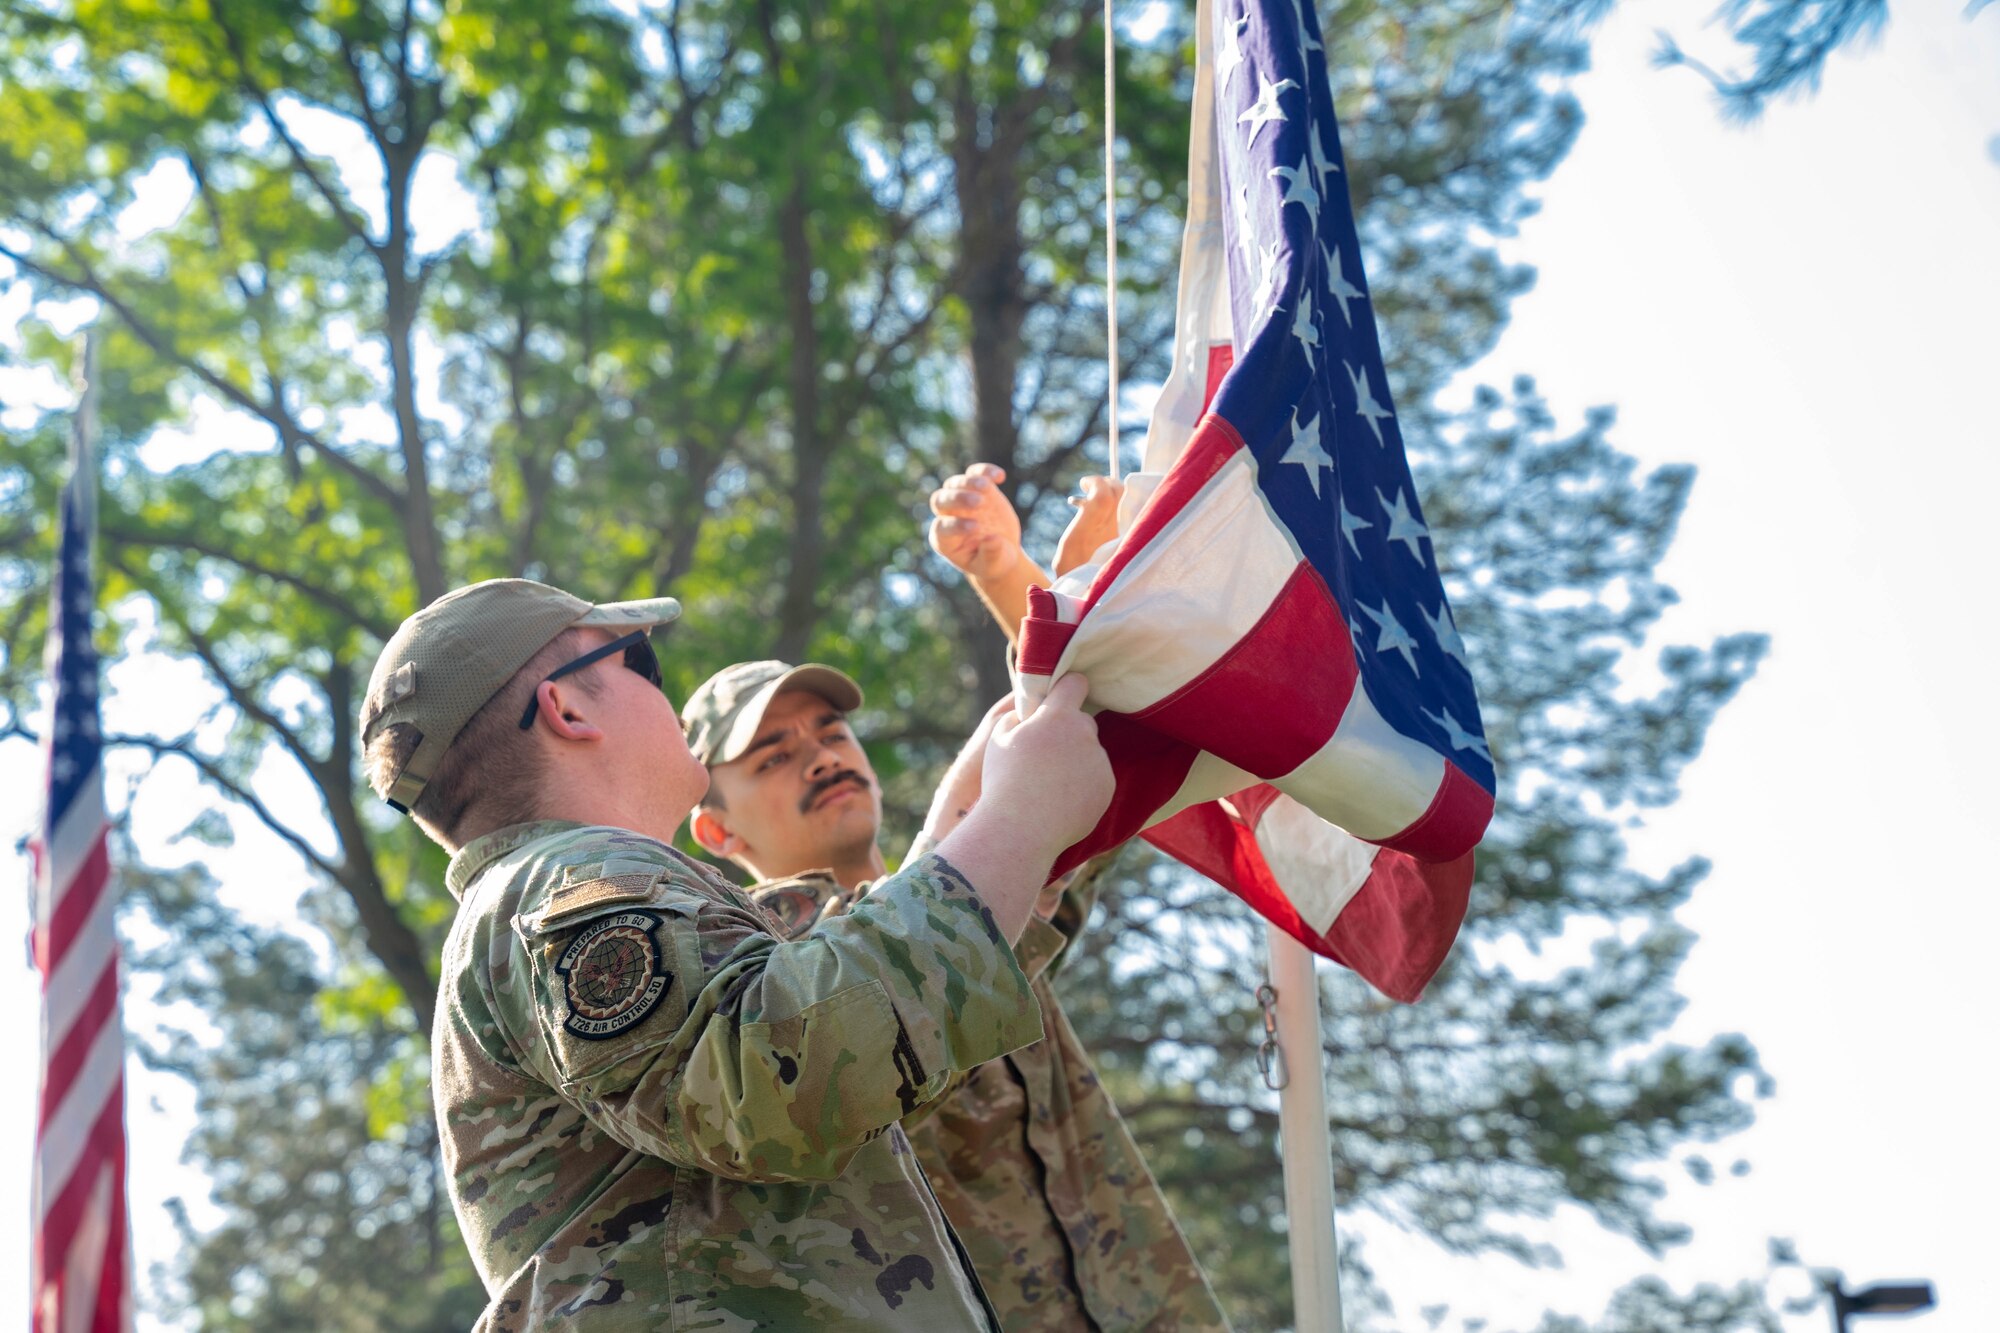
[556,911,673,1041]
[754,886,823,938]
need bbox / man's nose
[803,739,844,778]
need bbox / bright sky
[1353,0,2000,1327]
[4,0,1997,1327]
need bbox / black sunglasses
[518,630,663,730]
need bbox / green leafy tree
[2,0,1771,1327]
[1522,1276,1783,1333]
[1652,0,1997,120]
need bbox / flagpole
[71,334,99,537]
[1103,0,1121,483]
[1264,923,1345,1332]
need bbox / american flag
[30,343,132,1333]
[1015,0,1492,1000]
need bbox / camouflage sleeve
[1009,916,1072,986]
[885,849,1117,1142]
[503,851,1044,1184]
[892,911,1071,1132]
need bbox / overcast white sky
[4,0,1998,1327]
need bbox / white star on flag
[1322,241,1366,327]
[1291,0,1323,53]
[1236,72,1300,147]
[1236,180,1258,249]
[1281,408,1334,497]
[1270,155,1320,222]
[1219,14,1251,96]
[52,753,76,783]
[1345,359,1395,446]
[1358,598,1421,675]
[1310,121,1341,177]
[1339,493,1373,557]
[1422,705,1493,764]
[1256,237,1284,311]
[1375,486,1431,566]
[1291,286,1320,364]
[78,714,99,741]
[1420,601,1469,670]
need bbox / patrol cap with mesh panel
[682,661,864,767]
[360,578,681,813]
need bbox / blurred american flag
[31,341,131,1333]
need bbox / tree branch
[101,519,394,639]
[334,27,391,143]
[208,0,382,254]
[0,237,407,512]
[106,731,342,882]
[114,552,332,786]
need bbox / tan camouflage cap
[682,660,864,767]
[361,578,680,812]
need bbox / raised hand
[1053,475,1125,577]
[928,463,1022,580]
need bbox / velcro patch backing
[530,872,662,931]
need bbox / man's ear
[691,807,745,858]
[533,679,605,743]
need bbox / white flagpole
[1264,923,1345,1332]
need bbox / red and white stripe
[32,763,130,1333]
[1017,521,1477,1001]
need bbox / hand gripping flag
[1016,0,1494,1001]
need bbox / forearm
[931,805,1060,943]
[664,857,1042,1177]
[968,554,1053,646]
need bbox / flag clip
[1255,982,1287,1090]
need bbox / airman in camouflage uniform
[685,661,1231,1332]
[359,578,1114,1330]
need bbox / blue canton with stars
[1207,0,1492,791]
[45,481,103,836]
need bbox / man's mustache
[801,771,870,814]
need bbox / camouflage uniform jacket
[434,820,1047,1331]
[752,864,1231,1333]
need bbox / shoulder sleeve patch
[556,910,674,1041]
[528,871,663,932]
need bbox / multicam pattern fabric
[434,820,1046,1331]
[751,861,1232,1333]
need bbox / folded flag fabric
[1015,0,1494,1001]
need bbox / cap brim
[712,664,864,765]
[574,597,682,630]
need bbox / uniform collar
[754,868,847,899]
[445,820,586,901]
[749,869,852,937]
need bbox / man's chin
[812,792,881,843]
